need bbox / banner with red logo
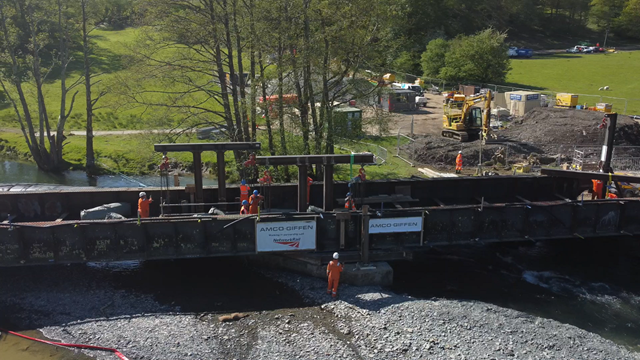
[256,220,317,252]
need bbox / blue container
[576,105,583,110]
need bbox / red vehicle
[259,94,298,117]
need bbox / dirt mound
[406,136,548,168]
[407,108,640,169]
[501,108,640,148]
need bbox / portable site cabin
[381,89,417,112]
[505,91,542,116]
[332,106,363,138]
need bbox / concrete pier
[248,254,394,286]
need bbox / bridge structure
[1,168,639,267]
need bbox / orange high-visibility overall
[592,180,603,199]
[307,177,313,204]
[345,198,356,210]
[240,185,251,203]
[327,260,344,297]
[249,194,263,214]
[455,153,463,171]
[138,198,152,218]
[240,205,250,215]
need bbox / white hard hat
[139,192,146,197]
[458,151,462,154]
[333,252,339,259]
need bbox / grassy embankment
[507,51,640,115]
[0,27,420,179]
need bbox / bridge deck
[1,196,637,266]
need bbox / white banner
[369,217,423,234]
[256,220,317,252]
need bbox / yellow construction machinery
[442,90,492,142]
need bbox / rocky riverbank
[0,258,638,360]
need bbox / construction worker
[240,200,250,215]
[249,190,264,214]
[307,176,313,204]
[138,192,153,218]
[455,151,463,174]
[592,179,603,199]
[159,155,170,171]
[326,252,344,298]
[240,179,251,204]
[344,192,356,210]
[607,187,618,199]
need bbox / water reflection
[0,161,218,188]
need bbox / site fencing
[335,137,388,165]
[418,77,640,116]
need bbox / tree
[420,38,449,78]
[437,29,511,84]
[590,0,625,30]
[82,0,108,174]
[0,0,81,172]
[615,0,640,38]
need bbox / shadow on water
[390,237,640,352]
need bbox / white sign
[369,217,423,234]
[256,220,316,252]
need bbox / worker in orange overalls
[607,187,618,199]
[249,190,264,214]
[327,252,344,298]
[307,176,313,205]
[138,192,153,218]
[240,179,251,204]
[455,151,463,174]
[591,179,603,199]
[240,200,250,215]
[344,192,356,210]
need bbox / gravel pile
[1,262,638,360]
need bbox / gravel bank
[1,261,638,360]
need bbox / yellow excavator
[442,90,492,142]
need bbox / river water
[0,160,218,188]
[1,160,639,358]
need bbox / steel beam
[541,168,640,183]
[154,142,261,152]
[298,165,308,212]
[255,154,374,166]
[192,151,203,205]
[217,151,226,205]
[323,164,334,211]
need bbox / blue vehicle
[508,47,533,58]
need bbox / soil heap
[409,107,640,168]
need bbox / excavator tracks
[441,130,469,142]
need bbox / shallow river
[0,160,218,188]
[0,160,639,358]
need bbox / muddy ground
[397,107,640,171]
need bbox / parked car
[566,46,582,53]
[508,47,533,58]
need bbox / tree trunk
[82,0,95,173]
[248,0,257,142]
[276,42,290,181]
[232,0,250,141]
[259,54,275,155]
[221,0,245,142]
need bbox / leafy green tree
[438,29,511,84]
[392,51,421,78]
[420,38,449,78]
[589,0,625,30]
[615,0,640,38]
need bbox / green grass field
[507,51,640,115]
